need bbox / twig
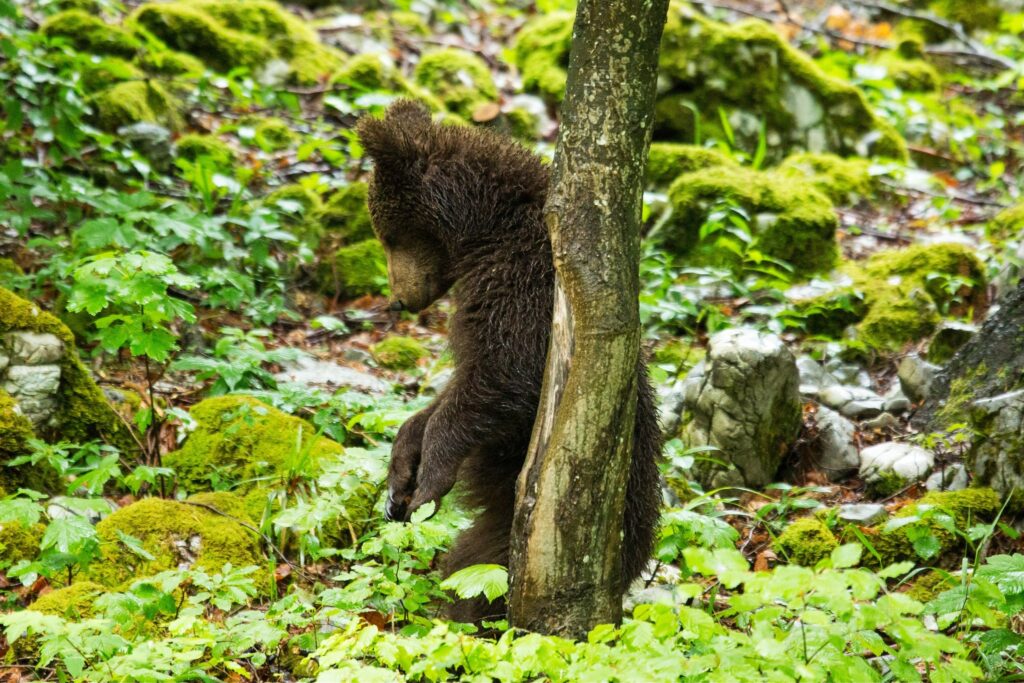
[879,178,1008,208]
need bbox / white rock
[3,364,61,424]
[859,442,935,483]
[838,503,887,526]
[273,356,390,394]
[4,332,64,365]
[819,385,885,418]
[796,356,838,396]
[926,463,969,492]
[898,354,939,403]
[813,407,859,480]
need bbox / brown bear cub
[357,100,661,622]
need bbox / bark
[508,0,668,638]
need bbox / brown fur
[357,100,662,623]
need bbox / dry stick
[847,0,1015,71]
[878,178,1008,208]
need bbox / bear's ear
[356,99,432,175]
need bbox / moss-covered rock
[91,81,178,132]
[646,143,736,186]
[88,497,263,588]
[775,152,875,204]
[656,4,906,161]
[0,288,135,468]
[510,12,573,102]
[41,10,142,58]
[267,183,323,214]
[316,183,373,246]
[0,519,43,568]
[791,243,986,350]
[266,184,324,246]
[371,336,429,370]
[867,488,1001,565]
[907,569,955,602]
[129,0,343,84]
[136,50,206,77]
[78,57,144,93]
[991,202,1024,238]
[661,165,839,275]
[317,239,388,299]
[252,117,298,153]
[0,258,23,280]
[164,396,344,494]
[330,53,440,110]
[175,133,236,166]
[876,55,941,92]
[29,581,106,619]
[413,48,498,120]
[774,516,838,566]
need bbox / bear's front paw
[405,465,459,521]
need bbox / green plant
[172,327,305,395]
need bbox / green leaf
[116,530,155,561]
[440,564,509,603]
[41,516,96,554]
[830,543,862,569]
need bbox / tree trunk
[508,0,668,638]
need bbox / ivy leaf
[440,564,509,603]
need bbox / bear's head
[356,99,547,312]
[356,100,455,313]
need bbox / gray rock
[966,389,1024,500]
[863,412,900,431]
[796,356,838,396]
[118,123,173,169]
[859,442,935,484]
[819,385,885,419]
[813,406,859,480]
[883,385,911,415]
[680,329,801,489]
[898,355,939,404]
[341,347,373,364]
[3,364,62,425]
[657,381,687,440]
[423,367,454,396]
[4,331,64,365]
[0,351,8,373]
[838,503,887,526]
[274,357,390,394]
[926,463,969,492]
[927,321,976,364]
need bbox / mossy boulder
[646,143,736,186]
[88,497,263,588]
[331,53,441,109]
[129,0,343,85]
[660,165,839,275]
[0,258,23,280]
[137,50,206,77]
[656,4,906,161]
[0,288,135,472]
[252,118,298,152]
[774,516,838,566]
[866,488,1001,565]
[0,519,43,568]
[775,152,876,204]
[91,81,178,132]
[78,57,145,93]
[413,48,498,120]
[175,133,236,166]
[316,183,373,246]
[371,336,429,370]
[30,581,106,619]
[165,396,343,494]
[991,202,1024,238]
[791,243,986,350]
[41,10,142,58]
[876,55,941,93]
[317,239,388,299]
[510,12,573,102]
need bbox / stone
[883,385,911,415]
[812,406,859,480]
[423,367,453,396]
[965,389,1024,501]
[863,412,900,431]
[859,442,935,484]
[680,329,801,489]
[3,364,61,426]
[0,351,7,373]
[819,384,885,419]
[898,354,939,404]
[3,332,64,365]
[838,503,887,526]
[117,122,173,169]
[273,356,390,394]
[925,463,969,492]
[927,321,976,365]
[796,356,838,396]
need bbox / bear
[356,100,662,622]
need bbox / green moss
[656,5,907,161]
[857,286,939,352]
[0,520,43,568]
[164,396,344,494]
[877,55,940,92]
[316,183,373,245]
[371,336,429,370]
[329,53,443,110]
[78,57,144,93]
[927,0,1001,33]
[267,183,323,214]
[991,203,1024,238]
[30,581,106,619]
[652,339,704,375]
[42,10,142,58]
[500,108,539,141]
[252,118,298,153]
[413,48,498,120]
[88,497,263,588]
[775,152,875,204]
[866,468,912,498]
[0,288,135,461]
[175,133,235,166]
[662,165,838,275]
[646,143,736,186]
[137,50,205,77]
[510,12,573,102]
[774,516,839,566]
[868,488,1001,565]
[862,242,986,312]
[907,570,955,602]
[0,258,23,279]
[318,239,388,299]
[91,80,178,132]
